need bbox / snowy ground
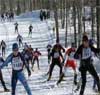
[0,12,100,95]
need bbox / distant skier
[74,35,100,95]
[32,48,41,70]
[17,34,23,47]
[14,22,18,33]
[0,54,9,92]
[47,44,52,64]
[43,10,47,20]
[1,13,5,21]
[40,10,43,21]
[28,45,33,64]
[46,10,50,19]
[0,40,6,57]
[28,24,33,37]
[0,43,32,95]
[47,41,65,81]
[57,43,77,85]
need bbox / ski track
[0,15,100,95]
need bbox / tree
[96,0,100,48]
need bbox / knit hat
[82,35,88,42]
[12,43,18,51]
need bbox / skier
[28,24,33,37]
[28,45,33,64]
[17,34,23,47]
[74,35,100,95]
[22,45,30,68]
[14,22,18,33]
[47,41,65,81]
[47,44,52,64]
[0,43,32,95]
[40,10,43,21]
[0,40,6,57]
[46,10,50,19]
[43,10,47,20]
[57,43,77,85]
[0,54,9,92]
[32,48,41,70]
[1,13,5,21]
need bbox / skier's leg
[2,48,3,57]
[18,72,32,95]
[57,61,63,76]
[37,58,40,70]
[47,62,55,81]
[31,58,35,70]
[79,70,87,95]
[88,64,100,92]
[57,66,66,85]
[0,70,9,91]
[11,73,18,95]
[73,68,77,85]
[93,79,97,90]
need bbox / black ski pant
[2,47,5,57]
[0,70,7,90]
[49,59,62,78]
[32,58,40,69]
[79,58,100,95]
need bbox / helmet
[12,43,18,51]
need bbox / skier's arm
[74,45,82,59]
[91,45,100,54]
[59,51,64,61]
[60,45,65,52]
[0,54,12,69]
[38,51,41,55]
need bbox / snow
[0,11,100,95]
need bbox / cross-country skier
[0,43,32,95]
[57,43,77,85]
[32,48,41,70]
[40,10,43,21]
[0,54,9,92]
[47,42,65,81]
[74,35,100,95]
[1,13,5,21]
[47,44,52,64]
[0,40,6,57]
[17,34,23,47]
[28,24,33,37]
[14,22,18,33]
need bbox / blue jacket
[0,52,30,73]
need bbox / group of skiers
[40,10,50,21]
[0,42,42,95]
[1,12,14,22]
[0,33,100,95]
[14,22,33,37]
[46,35,100,95]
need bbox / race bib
[12,57,23,70]
[82,48,91,59]
[54,52,60,58]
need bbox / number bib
[54,52,60,58]
[82,48,91,59]
[12,57,23,71]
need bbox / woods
[0,0,100,47]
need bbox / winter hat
[82,35,88,42]
[12,43,18,50]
